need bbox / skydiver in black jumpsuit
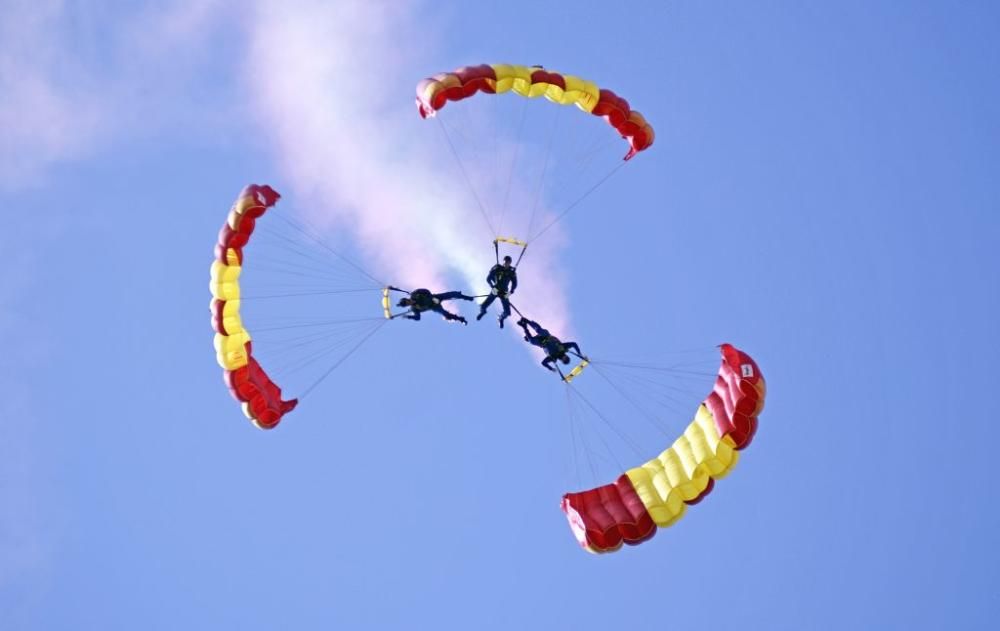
[516,318,584,373]
[394,287,474,324]
[476,255,518,328]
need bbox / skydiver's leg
[524,319,544,336]
[477,293,497,320]
[432,305,468,325]
[497,297,512,327]
[435,291,474,302]
[528,336,548,350]
[517,318,532,339]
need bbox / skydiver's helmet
[503,255,512,266]
[397,297,413,307]
[560,355,570,364]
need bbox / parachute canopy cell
[416,63,654,160]
[560,344,765,553]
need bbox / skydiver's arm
[486,266,497,287]
[541,356,556,372]
[564,342,581,356]
[510,271,517,293]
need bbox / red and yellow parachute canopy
[561,344,765,553]
[209,185,298,430]
[416,63,654,160]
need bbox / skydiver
[392,287,474,324]
[476,255,518,328]
[516,317,585,374]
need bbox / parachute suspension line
[496,97,530,239]
[274,213,385,289]
[529,160,628,242]
[249,254,361,287]
[525,104,564,241]
[589,362,674,440]
[297,318,389,400]
[572,135,620,180]
[255,223,365,281]
[252,317,385,334]
[588,346,717,362]
[271,211,386,289]
[436,116,497,239]
[588,358,717,378]
[587,362,709,420]
[560,119,619,185]
[566,386,597,485]
[566,383,645,463]
[252,229,366,286]
[514,243,529,268]
[566,385,629,476]
[239,288,381,301]
[563,389,581,490]
[265,322,381,376]
[555,363,567,381]
[246,241,376,298]
[491,92,500,221]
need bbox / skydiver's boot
[476,310,486,321]
[498,313,508,329]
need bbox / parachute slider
[382,286,412,319]
[493,236,529,267]
[381,287,392,319]
[562,357,590,383]
[494,236,527,247]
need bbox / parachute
[209,186,435,430]
[210,185,298,429]
[416,63,655,160]
[415,62,656,266]
[560,344,765,553]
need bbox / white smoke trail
[242,0,572,334]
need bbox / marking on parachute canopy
[741,364,754,378]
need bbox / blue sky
[2,1,998,629]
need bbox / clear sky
[2,2,999,629]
